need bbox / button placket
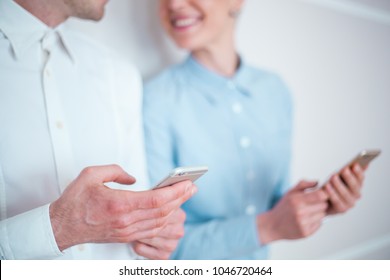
[41,31,76,194]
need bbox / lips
[170,16,202,31]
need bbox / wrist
[256,211,279,245]
[49,200,76,251]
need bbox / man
[0,0,196,260]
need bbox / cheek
[158,9,170,32]
[170,22,220,50]
[201,15,227,39]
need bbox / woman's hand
[324,163,365,215]
[257,180,329,244]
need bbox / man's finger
[118,196,187,225]
[130,181,197,210]
[81,164,136,185]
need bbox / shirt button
[232,103,242,114]
[56,121,64,130]
[246,205,256,215]
[78,244,85,252]
[45,68,51,77]
[240,137,251,148]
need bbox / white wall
[67,0,390,259]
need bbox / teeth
[174,18,197,27]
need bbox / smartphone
[345,149,381,169]
[152,166,208,189]
[319,149,381,189]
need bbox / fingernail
[191,185,198,195]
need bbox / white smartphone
[152,166,208,190]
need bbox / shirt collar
[0,0,75,62]
[182,55,254,97]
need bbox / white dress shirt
[0,0,149,259]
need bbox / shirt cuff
[1,204,63,259]
[236,214,262,249]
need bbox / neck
[15,0,69,27]
[192,31,239,77]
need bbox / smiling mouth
[171,17,202,30]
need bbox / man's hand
[257,180,328,244]
[49,165,197,251]
[324,163,365,215]
[133,208,186,260]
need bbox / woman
[143,0,366,259]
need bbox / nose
[165,0,187,10]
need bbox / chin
[93,7,106,20]
[172,38,201,51]
[78,8,105,21]
[93,12,105,21]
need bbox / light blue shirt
[144,56,293,259]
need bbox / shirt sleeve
[0,204,63,260]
